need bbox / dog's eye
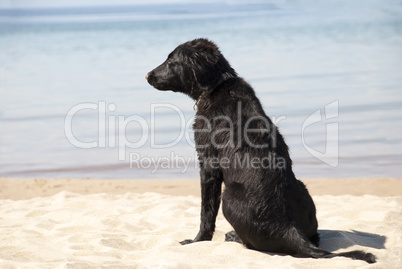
[167,60,172,65]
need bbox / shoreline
[1,177,401,200]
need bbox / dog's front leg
[181,169,222,245]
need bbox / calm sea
[1,1,401,179]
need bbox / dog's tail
[286,227,376,264]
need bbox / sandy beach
[0,177,401,268]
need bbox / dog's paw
[180,239,194,245]
[225,231,243,244]
[365,253,376,264]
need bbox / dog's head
[146,38,236,100]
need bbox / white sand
[0,191,401,268]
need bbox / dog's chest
[193,111,236,153]
[193,114,212,146]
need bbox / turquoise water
[1,2,401,179]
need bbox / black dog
[146,38,376,263]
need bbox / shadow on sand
[318,229,386,252]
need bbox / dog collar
[193,91,207,111]
[193,72,234,111]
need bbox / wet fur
[146,38,376,264]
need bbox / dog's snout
[145,72,152,81]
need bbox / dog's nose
[145,72,150,81]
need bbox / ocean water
[1,1,401,179]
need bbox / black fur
[146,38,376,264]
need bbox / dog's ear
[194,47,220,66]
[190,38,220,65]
[182,38,236,96]
[190,48,223,93]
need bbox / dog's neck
[221,72,235,82]
[193,72,235,111]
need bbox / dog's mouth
[145,73,174,92]
[145,73,159,88]
[147,80,172,92]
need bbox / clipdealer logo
[64,100,339,172]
